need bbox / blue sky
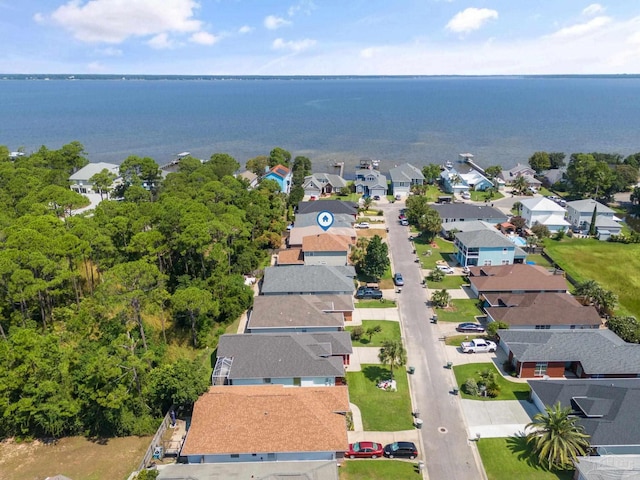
[1,1,639,75]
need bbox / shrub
[464,378,480,396]
[486,321,509,337]
[427,268,445,282]
[350,326,364,341]
[502,360,516,374]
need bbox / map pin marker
[316,211,334,232]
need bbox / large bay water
[1,76,640,173]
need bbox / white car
[356,222,370,229]
[461,191,471,200]
[461,339,497,353]
[436,265,455,274]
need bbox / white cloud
[582,4,605,16]
[148,33,173,50]
[446,8,498,34]
[190,31,218,45]
[360,48,375,59]
[50,0,202,43]
[87,61,105,72]
[33,12,45,24]
[238,25,252,34]
[288,0,315,17]
[549,16,611,38]
[272,38,316,52]
[264,15,291,30]
[96,47,123,56]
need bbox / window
[231,454,240,458]
[535,325,550,330]
[293,377,301,386]
[534,362,548,377]
[267,453,276,460]
[503,248,508,254]
[501,260,510,265]
[483,260,492,266]
[263,378,271,384]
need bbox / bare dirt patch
[0,435,151,480]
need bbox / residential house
[277,248,304,265]
[158,152,202,177]
[454,229,527,267]
[302,234,351,266]
[180,385,349,463]
[520,197,571,232]
[498,329,640,378]
[529,378,640,456]
[263,164,292,194]
[69,162,120,196]
[467,264,569,297]
[236,170,259,189]
[438,220,497,237]
[499,163,536,183]
[246,294,353,333]
[212,332,352,386]
[459,170,494,191]
[354,169,387,198]
[293,212,355,229]
[573,455,640,480]
[440,167,469,194]
[302,173,348,198]
[261,265,356,295]
[296,200,359,218]
[157,461,340,480]
[483,292,602,329]
[566,199,622,240]
[288,226,356,248]
[389,163,424,197]
[431,203,509,235]
[542,168,566,187]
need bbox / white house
[565,199,622,240]
[520,197,570,232]
[69,162,121,196]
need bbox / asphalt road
[383,201,485,480]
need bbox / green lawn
[434,298,484,323]
[453,362,530,401]
[543,238,640,318]
[470,190,505,202]
[423,184,444,202]
[524,253,553,268]
[347,364,414,431]
[478,437,574,480]
[427,275,466,290]
[444,334,483,346]
[357,265,393,289]
[414,237,455,269]
[339,459,421,480]
[355,299,397,309]
[346,320,401,347]
[321,192,361,202]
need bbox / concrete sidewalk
[348,430,422,447]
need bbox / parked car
[462,266,471,275]
[400,219,409,226]
[398,213,406,220]
[461,338,497,353]
[355,222,370,229]
[461,191,471,200]
[436,265,455,274]
[355,287,383,300]
[347,441,384,459]
[393,273,404,286]
[373,195,381,200]
[383,441,418,459]
[456,322,486,333]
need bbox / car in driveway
[347,441,384,459]
[400,219,409,226]
[456,322,486,333]
[355,287,383,300]
[461,338,497,353]
[355,222,370,229]
[383,441,418,459]
[461,191,471,200]
[436,265,455,274]
[393,273,404,286]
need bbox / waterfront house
[69,162,120,196]
[302,173,348,198]
[440,167,469,194]
[498,329,640,378]
[520,197,570,232]
[499,164,536,183]
[565,199,622,239]
[181,385,349,463]
[467,264,568,297]
[354,169,387,198]
[263,164,292,194]
[236,170,259,189]
[389,163,424,198]
[459,170,494,191]
[454,229,526,267]
[261,265,355,295]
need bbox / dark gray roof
[500,329,640,375]
[217,333,352,379]
[354,170,387,189]
[294,212,354,228]
[304,173,348,189]
[296,200,358,215]
[262,266,355,295]
[247,295,353,330]
[389,163,424,183]
[431,203,508,221]
[529,379,640,447]
[455,229,516,248]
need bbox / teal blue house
[263,164,292,194]
[454,229,526,267]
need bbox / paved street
[382,201,486,480]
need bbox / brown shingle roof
[181,385,349,456]
[469,264,568,294]
[302,233,351,252]
[277,248,304,265]
[484,292,602,327]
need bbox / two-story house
[565,199,621,240]
[263,164,292,194]
[302,173,348,198]
[454,229,526,267]
[302,233,351,266]
[389,163,424,198]
[69,162,120,196]
[520,197,570,232]
[354,169,387,198]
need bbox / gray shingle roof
[247,295,352,330]
[304,173,348,189]
[389,163,424,183]
[500,329,640,375]
[455,229,516,248]
[262,266,355,295]
[296,200,359,215]
[566,199,615,215]
[217,333,352,379]
[431,204,508,221]
[294,212,355,228]
[529,379,640,447]
[354,170,387,189]
[69,162,120,181]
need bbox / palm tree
[378,339,407,380]
[512,175,529,195]
[526,402,590,470]
[430,289,451,308]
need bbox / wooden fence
[136,407,174,472]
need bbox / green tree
[431,289,450,308]
[512,175,529,195]
[606,316,640,343]
[378,339,407,380]
[427,268,445,282]
[119,155,161,191]
[171,286,219,348]
[288,185,304,206]
[549,152,566,169]
[269,147,291,167]
[90,168,118,200]
[365,325,382,342]
[484,165,502,183]
[526,402,590,470]
[422,164,441,184]
[531,223,550,239]
[588,205,598,236]
[206,153,240,179]
[486,321,509,337]
[246,155,269,176]
[362,235,389,280]
[529,152,551,173]
[148,358,210,413]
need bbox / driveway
[351,307,400,325]
[347,347,382,372]
[462,400,537,439]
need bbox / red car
[398,213,406,220]
[347,441,384,459]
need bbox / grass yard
[347,364,414,431]
[346,320,401,347]
[524,253,553,268]
[339,459,421,479]
[414,237,455,269]
[434,298,484,323]
[423,184,444,202]
[357,265,393,289]
[453,362,530,401]
[478,437,574,480]
[0,436,152,480]
[444,334,483,346]
[355,299,397,308]
[321,192,361,203]
[427,274,466,290]
[469,190,505,202]
[544,238,640,318]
